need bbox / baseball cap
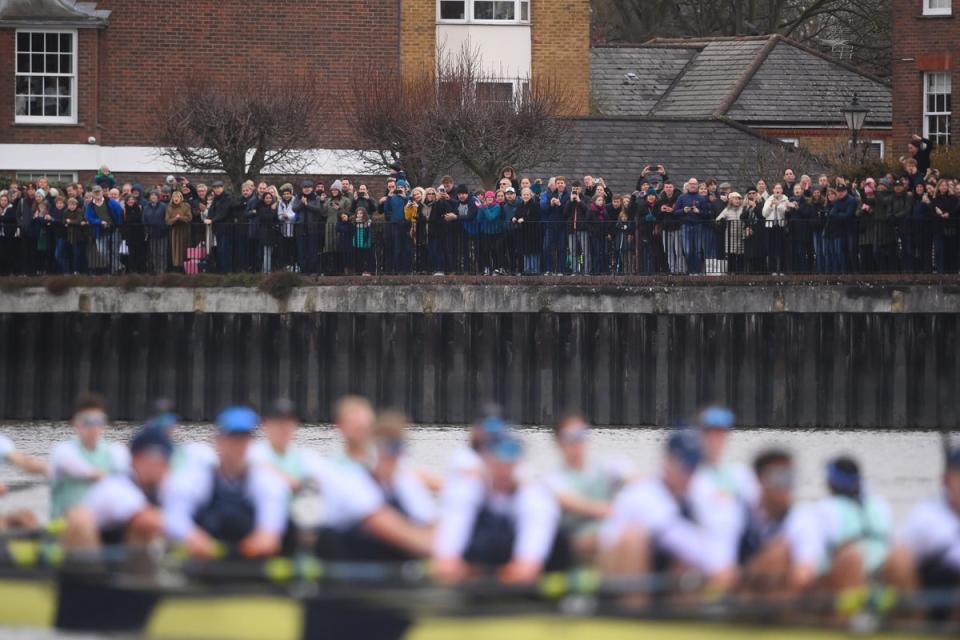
[216,406,259,435]
[488,434,523,462]
[211,180,225,188]
[264,398,298,420]
[667,429,702,471]
[130,427,174,459]
[697,406,735,430]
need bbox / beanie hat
[330,179,343,192]
[396,178,410,190]
[645,188,658,198]
[455,184,469,195]
[300,179,314,189]
[280,183,294,193]
[484,190,495,200]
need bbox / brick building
[0,0,589,183]
[891,0,956,152]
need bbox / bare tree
[157,76,324,189]
[349,45,573,189]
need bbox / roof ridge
[776,38,891,87]
[646,48,702,115]
[714,34,781,116]
[645,35,773,45]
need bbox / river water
[0,422,949,521]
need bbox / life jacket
[193,470,256,543]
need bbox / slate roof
[589,47,696,116]
[727,40,891,125]
[0,0,110,27]
[591,35,891,126]
[531,117,816,195]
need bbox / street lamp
[842,92,870,148]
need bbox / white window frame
[14,28,79,125]
[778,138,800,148]
[15,171,78,184]
[437,0,530,24]
[923,71,952,146]
[922,0,952,16]
[868,140,885,159]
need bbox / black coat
[208,192,236,225]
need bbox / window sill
[437,20,531,26]
[12,121,83,127]
[917,13,954,18]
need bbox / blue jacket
[673,192,708,224]
[84,198,123,238]
[478,203,506,235]
[540,188,569,223]
[383,194,408,225]
[830,194,858,220]
[143,201,168,238]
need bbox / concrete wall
[1,284,958,427]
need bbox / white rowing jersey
[806,493,893,574]
[434,475,560,565]
[0,434,14,462]
[599,477,730,575]
[546,457,633,532]
[690,462,759,567]
[311,456,383,532]
[163,462,289,542]
[84,474,154,531]
[900,496,960,570]
[49,437,130,519]
[248,440,325,485]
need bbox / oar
[0,480,45,495]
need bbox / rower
[803,456,915,598]
[0,432,47,531]
[446,408,508,481]
[736,449,820,596]
[62,427,173,550]
[689,406,759,571]
[145,411,216,473]
[434,432,569,584]
[249,398,323,493]
[323,411,436,561]
[598,430,736,597]
[49,393,130,520]
[899,446,960,620]
[316,403,434,561]
[546,412,632,560]
[164,406,288,559]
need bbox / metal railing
[1,218,957,276]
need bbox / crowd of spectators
[1,135,954,277]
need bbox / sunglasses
[77,412,107,428]
[559,425,589,444]
[762,468,795,490]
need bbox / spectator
[512,187,541,275]
[613,207,637,274]
[256,189,280,273]
[931,179,955,274]
[143,190,168,274]
[293,180,323,274]
[93,166,117,191]
[165,190,193,273]
[762,184,789,275]
[383,180,411,274]
[206,181,236,273]
[121,194,146,274]
[787,184,816,273]
[325,180,353,273]
[443,184,476,275]
[86,186,123,274]
[499,166,520,192]
[716,191,746,273]
[353,207,374,276]
[238,181,259,274]
[565,183,590,275]
[674,178,707,274]
[501,187,519,274]
[542,176,569,275]
[904,134,933,177]
[826,184,858,273]
[478,190,505,275]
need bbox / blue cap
[826,458,862,493]
[488,435,523,462]
[144,412,179,433]
[698,406,735,430]
[216,406,259,435]
[667,429,702,471]
[130,427,173,459]
[947,447,960,469]
[480,415,507,437]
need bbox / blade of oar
[0,480,45,494]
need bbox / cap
[947,447,960,469]
[666,429,702,471]
[746,187,758,194]
[488,434,523,462]
[645,188,658,198]
[826,456,861,493]
[211,180,225,188]
[718,182,732,190]
[264,397,298,420]
[697,406,735,430]
[505,187,516,194]
[144,412,179,433]
[455,184,469,195]
[837,183,849,191]
[130,427,174,459]
[300,179,314,189]
[216,406,259,434]
[727,191,742,200]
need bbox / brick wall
[756,127,893,160]
[1,0,400,149]
[890,1,960,151]
[400,0,435,80]
[531,0,590,115]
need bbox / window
[868,140,885,159]
[923,72,952,145]
[15,171,78,184]
[14,30,77,124]
[778,138,800,148]
[923,0,952,15]
[438,0,530,22]
[477,81,515,104]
